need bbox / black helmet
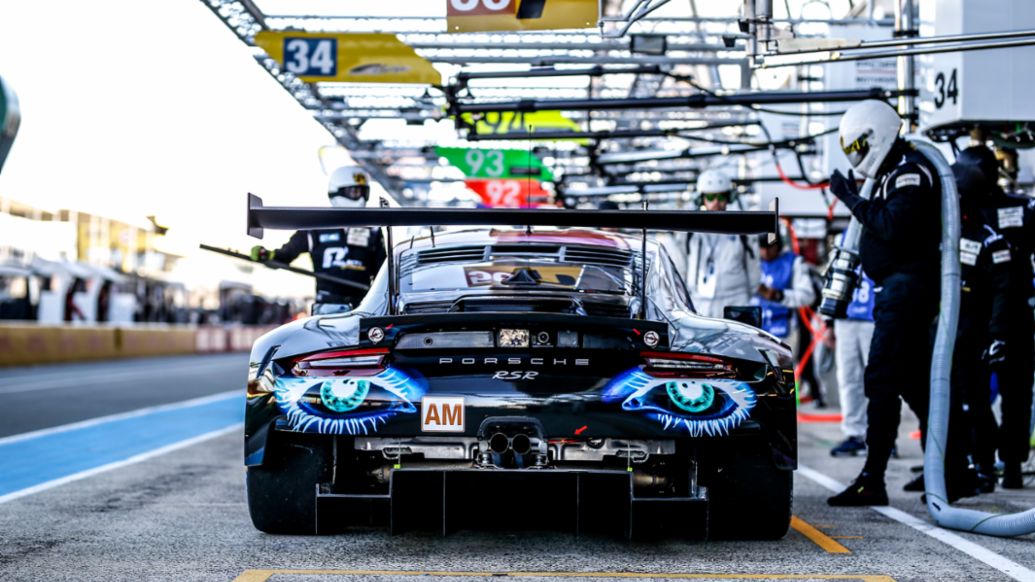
[952,162,985,206]
[757,233,782,250]
[956,145,998,187]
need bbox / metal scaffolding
[197,0,903,203]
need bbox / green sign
[436,147,554,181]
[0,76,19,173]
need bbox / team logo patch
[319,233,341,243]
[894,173,922,189]
[992,249,1012,264]
[347,228,371,246]
[421,396,465,432]
[998,206,1023,229]
[959,238,981,266]
[959,238,982,254]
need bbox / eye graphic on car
[602,369,756,437]
[273,368,423,436]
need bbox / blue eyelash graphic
[273,367,423,436]
[602,369,757,437]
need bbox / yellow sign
[447,0,598,32]
[459,110,586,143]
[254,32,441,85]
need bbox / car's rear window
[402,259,633,294]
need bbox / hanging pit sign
[254,32,441,85]
[447,0,598,32]
[436,147,554,181]
[464,179,552,207]
[458,111,588,144]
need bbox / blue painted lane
[0,393,244,499]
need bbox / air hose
[909,136,1035,537]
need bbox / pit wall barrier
[0,324,276,366]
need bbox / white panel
[920,0,1035,131]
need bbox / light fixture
[630,34,667,56]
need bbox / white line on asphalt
[0,423,242,505]
[798,464,1035,582]
[0,389,240,446]
[0,361,242,394]
[0,354,245,384]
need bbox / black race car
[243,197,795,539]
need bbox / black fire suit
[956,217,1013,470]
[834,142,947,480]
[979,190,1035,465]
[275,227,386,307]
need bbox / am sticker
[421,397,465,432]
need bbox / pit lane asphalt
[1,355,1033,582]
[0,353,247,437]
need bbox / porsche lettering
[438,357,589,366]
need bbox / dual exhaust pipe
[488,432,533,455]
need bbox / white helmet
[328,165,371,197]
[696,169,733,196]
[838,100,902,179]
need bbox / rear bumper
[315,466,709,539]
[245,389,797,473]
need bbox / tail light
[292,348,389,377]
[640,351,735,378]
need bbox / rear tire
[246,440,329,535]
[709,461,793,540]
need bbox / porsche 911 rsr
[243,200,794,539]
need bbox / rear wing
[246,193,779,318]
[246,194,779,239]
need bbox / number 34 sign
[283,37,337,77]
[254,32,441,85]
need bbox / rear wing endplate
[246,194,779,239]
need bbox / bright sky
[0,0,347,295]
[0,0,855,297]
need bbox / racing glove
[982,339,1007,367]
[829,169,862,211]
[250,245,273,262]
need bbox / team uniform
[833,271,875,451]
[956,218,1013,474]
[754,250,816,339]
[685,233,760,319]
[978,191,1035,473]
[274,227,386,308]
[833,145,963,483]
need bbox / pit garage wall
[0,324,274,366]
